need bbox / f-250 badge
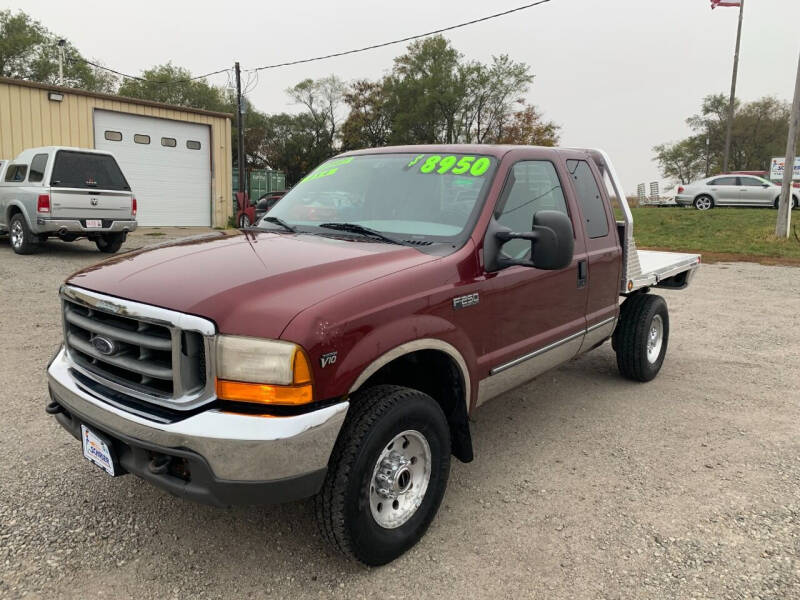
[320,352,338,368]
[452,292,479,310]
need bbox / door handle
[577,260,587,289]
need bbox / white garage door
[94,110,211,226]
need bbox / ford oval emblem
[91,336,116,355]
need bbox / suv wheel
[315,385,451,565]
[693,195,713,211]
[613,294,669,382]
[9,213,38,255]
[95,232,125,253]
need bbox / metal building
[0,77,232,227]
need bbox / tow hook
[148,454,172,475]
[45,400,64,415]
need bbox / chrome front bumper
[35,218,138,234]
[47,347,348,486]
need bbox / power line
[246,0,556,73]
[76,56,230,86]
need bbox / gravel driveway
[1,231,798,599]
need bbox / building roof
[0,76,233,120]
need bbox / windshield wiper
[317,222,410,246]
[255,216,296,233]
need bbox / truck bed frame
[588,149,700,294]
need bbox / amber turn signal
[216,379,313,405]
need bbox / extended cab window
[495,160,567,258]
[28,154,48,183]
[4,164,27,182]
[267,153,497,245]
[50,151,130,191]
[566,159,609,239]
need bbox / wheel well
[7,205,22,221]
[694,193,713,205]
[357,349,473,463]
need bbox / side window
[4,164,27,182]
[566,159,609,239]
[28,154,49,183]
[495,160,567,258]
[739,176,762,186]
[709,177,737,186]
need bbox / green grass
[628,207,800,261]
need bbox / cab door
[564,156,621,349]
[464,151,589,406]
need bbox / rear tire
[774,196,799,209]
[613,294,669,382]
[315,385,451,566]
[9,213,38,255]
[693,195,713,211]
[95,232,124,253]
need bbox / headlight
[215,336,313,406]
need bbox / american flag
[711,0,741,8]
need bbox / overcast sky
[10,0,800,192]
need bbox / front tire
[693,195,713,211]
[9,213,38,255]
[315,385,451,566]
[613,294,669,382]
[95,232,124,253]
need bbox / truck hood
[68,231,438,339]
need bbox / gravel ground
[1,231,799,599]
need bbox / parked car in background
[675,174,799,210]
[0,146,137,254]
[237,191,287,228]
[253,191,287,223]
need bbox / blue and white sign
[770,156,800,182]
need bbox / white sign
[770,156,800,181]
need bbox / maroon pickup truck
[46,145,699,565]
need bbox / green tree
[493,102,560,146]
[117,63,231,112]
[657,93,791,182]
[339,36,553,149]
[653,138,706,184]
[341,79,393,150]
[0,9,115,91]
[286,75,346,157]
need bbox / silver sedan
[675,175,799,210]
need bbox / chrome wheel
[369,430,431,529]
[646,314,664,363]
[694,197,712,211]
[10,219,23,249]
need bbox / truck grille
[61,286,214,410]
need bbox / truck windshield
[50,151,130,191]
[263,153,497,244]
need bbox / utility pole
[57,39,66,86]
[235,62,246,201]
[722,0,744,173]
[775,51,800,238]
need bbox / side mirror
[484,210,574,272]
